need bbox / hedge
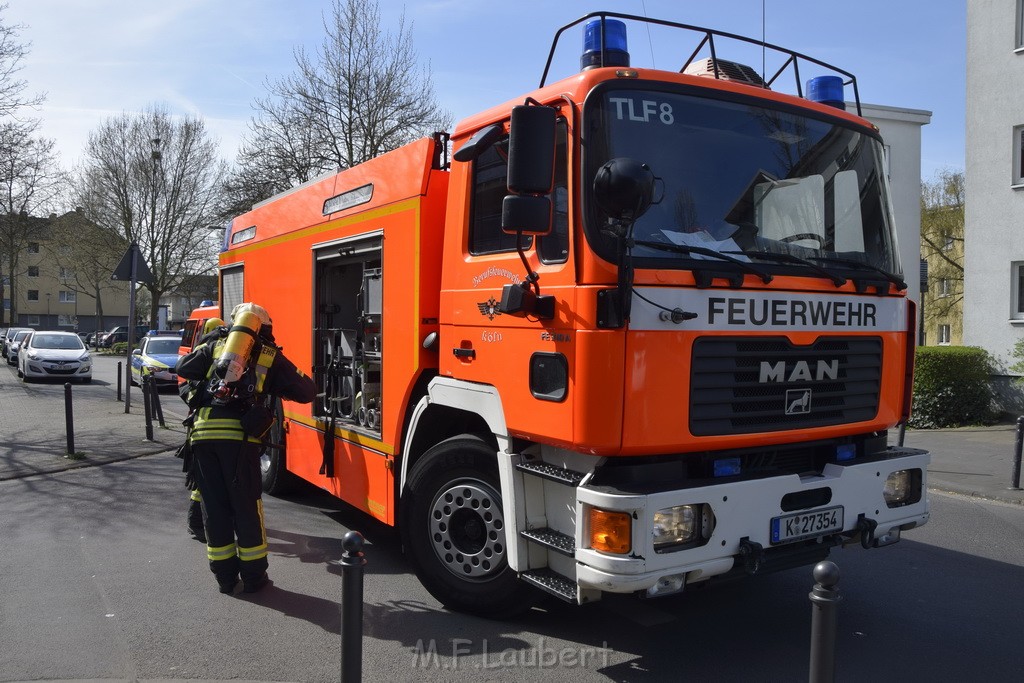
[909,346,998,428]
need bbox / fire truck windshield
[584,87,902,281]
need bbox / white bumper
[571,450,930,594]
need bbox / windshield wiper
[724,250,846,287]
[632,239,773,284]
[807,255,907,291]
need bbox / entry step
[521,567,577,603]
[515,460,585,486]
[520,527,575,556]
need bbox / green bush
[110,341,128,355]
[909,346,998,428]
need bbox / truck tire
[400,435,534,618]
[261,400,298,495]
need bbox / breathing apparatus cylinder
[214,310,262,384]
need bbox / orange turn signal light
[589,508,631,554]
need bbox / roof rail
[540,11,861,117]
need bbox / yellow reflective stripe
[190,489,202,502]
[207,543,237,561]
[239,499,268,561]
[238,543,268,561]
[254,346,276,393]
[191,430,247,442]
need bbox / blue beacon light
[580,18,630,71]
[806,75,846,110]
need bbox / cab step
[520,527,575,557]
[521,567,577,603]
[515,460,585,487]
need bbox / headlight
[28,353,40,361]
[652,504,712,550]
[78,352,90,361]
[883,469,922,508]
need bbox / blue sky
[7,0,964,182]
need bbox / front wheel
[261,399,298,495]
[400,435,534,618]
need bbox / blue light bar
[806,75,846,110]
[836,444,856,462]
[714,457,741,477]
[580,18,629,70]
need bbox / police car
[130,332,184,387]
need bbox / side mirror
[507,105,556,195]
[502,105,556,237]
[132,348,142,355]
[594,158,655,221]
[501,195,551,237]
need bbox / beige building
[4,211,132,335]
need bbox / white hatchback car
[17,330,93,383]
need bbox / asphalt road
[4,356,1024,681]
[2,447,1024,682]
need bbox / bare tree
[78,104,226,328]
[0,3,43,120]
[0,3,48,326]
[225,0,451,212]
[0,122,63,325]
[921,169,965,326]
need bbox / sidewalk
[0,355,187,481]
[894,419,1024,505]
[3,356,1023,505]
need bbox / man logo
[785,389,812,415]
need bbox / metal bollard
[1010,416,1024,491]
[142,374,154,441]
[64,382,75,456]
[116,361,123,403]
[150,377,165,427]
[340,530,366,683]
[808,560,841,683]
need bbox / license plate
[770,506,844,544]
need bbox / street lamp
[46,292,50,327]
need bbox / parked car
[2,327,31,358]
[130,334,183,387]
[99,325,149,348]
[17,330,92,383]
[5,329,33,365]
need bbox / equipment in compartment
[316,238,383,435]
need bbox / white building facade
[858,103,932,302]
[964,0,1024,378]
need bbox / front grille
[690,336,882,436]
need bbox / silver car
[5,329,33,365]
[17,331,93,383]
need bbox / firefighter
[176,303,315,594]
[181,316,227,543]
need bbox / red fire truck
[210,12,929,616]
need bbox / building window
[58,314,76,327]
[59,267,74,280]
[27,242,39,254]
[1014,262,1024,319]
[26,315,39,326]
[1015,126,1024,185]
[27,266,39,277]
[938,324,951,345]
[938,278,951,298]
[26,289,39,301]
[1018,0,1024,49]
[59,290,76,303]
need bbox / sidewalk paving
[3,356,1023,505]
[0,355,187,481]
